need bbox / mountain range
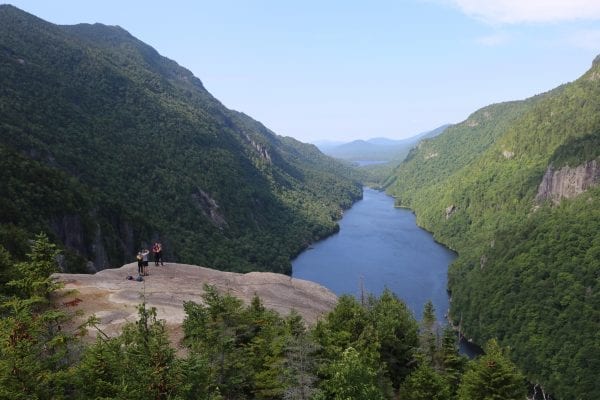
[317,124,449,162]
[2,4,599,398]
[0,4,361,276]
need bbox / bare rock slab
[52,263,337,345]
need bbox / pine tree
[183,285,294,399]
[367,288,419,387]
[76,303,186,399]
[419,300,439,367]
[244,296,288,399]
[7,233,61,299]
[183,285,249,397]
[439,326,467,395]
[457,339,527,400]
[283,332,320,400]
[399,363,452,400]
[0,234,77,399]
[320,346,386,400]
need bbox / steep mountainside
[0,5,361,275]
[387,59,600,399]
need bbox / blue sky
[6,1,600,142]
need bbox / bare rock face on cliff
[536,160,600,204]
[52,263,337,347]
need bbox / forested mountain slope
[387,58,600,399]
[0,5,361,275]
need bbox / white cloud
[476,32,511,46]
[450,0,600,24]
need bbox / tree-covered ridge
[0,236,528,399]
[0,5,361,274]
[387,58,600,399]
[383,97,546,199]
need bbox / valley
[0,4,598,399]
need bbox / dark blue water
[292,187,456,323]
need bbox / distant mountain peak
[321,125,450,162]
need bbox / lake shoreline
[292,187,455,324]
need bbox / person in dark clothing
[136,251,144,275]
[152,242,164,266]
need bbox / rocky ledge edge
[51,263,337,348]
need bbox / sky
[6,0,600,143]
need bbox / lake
[292,187,456,323]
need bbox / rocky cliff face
[536,160,600,203]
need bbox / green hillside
[387,59,600,399]
[0,5,361,275]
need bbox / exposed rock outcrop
[192,189,227,228]
[245,133,272,164]
[52,263,337,348]
[445,204,457,219]
[535,160,600,204]
[251,139,272,163]
[502,150,514,159]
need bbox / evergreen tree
[367,289,419,387]
[244,296,289,399]
[319,346,386,400]
[0,234,77,399]
[457,339,526,400]
[183,285,294,399]
[439,326,467,395]
[399,363,452,400]
[76,303,186,399]
[313,290,417,396]
[419,300,439,367]
[282,332,320,400]
[183,285,250,397]
[7,233,61,299]
[312,295,369,362]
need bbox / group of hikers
[136,242,164,276]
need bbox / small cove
[292,187,456,323]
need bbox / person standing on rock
[141,248,150,276]
[136,251,144,275]
[152,242,164,266]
